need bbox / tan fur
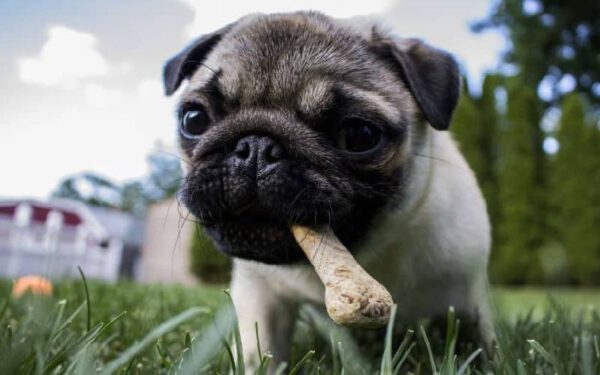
[164,11,493,369]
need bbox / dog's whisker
[412,152,471,172]
[170,209,192,279]
[154,149,193,167]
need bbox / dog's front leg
[230,261,296,369]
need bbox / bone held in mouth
[290,225,394,327]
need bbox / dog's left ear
[376,37,460,130]
[163,24,233,96]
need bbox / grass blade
[392,329,414,369]
[516,359,527,375]
[255,321,263,362]
[77,266,91,332]
[273,362,288,375]
[218,322,236,374]
[528,339,559,369]
[581,333,594,375]
[289,350,315,375]
[256,353,273,375]
[444,306,457,356]
[302,305,371,374]
[456,348,482,375]
[96,311,127,338]
[51,302,86,340]
[380,304,398,375]
[177,305,235,375]
[331,335,340,375]
[420,325,438,374]
[101,307,206,374]
[0,295,10,324]
[225,290,245,375]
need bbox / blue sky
[0,0,505,198]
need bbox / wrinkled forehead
[185,13,410,121]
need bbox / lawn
[493,287,600,320]
[1,278,599,374]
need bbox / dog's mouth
[201,203,307,264]
[233,203,275,219]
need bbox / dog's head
[163,11,460,264]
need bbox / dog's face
[163,12,459,264]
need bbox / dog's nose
[231,135,284,175]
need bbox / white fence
[0,212,123,281]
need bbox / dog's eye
[180,108,210,138]
[336,118,382,153]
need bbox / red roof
[0,202,82,226]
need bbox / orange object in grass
[12,275,53,297]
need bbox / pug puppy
[163,11,493,365]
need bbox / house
[0,198,143,281]
[137,198,197,286]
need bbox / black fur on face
[180,106,408,264]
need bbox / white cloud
[178,0,391,37]
[382,1,505,93]
[0,77,178,198]
[137,79,164,100]
[84,83,125,108]
[17,26,109,88]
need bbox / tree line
[454,0,600,284]
[453,76,600,285]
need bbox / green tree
[493,81,546,284]
[145,151,183,202]
[121,181,149,215]
[452,75,500,253]
[52,150,183,214]
[189,226,231,284]
[452,80,482,177]
[474,0,600,106]
[475,75,501,232]
[52,173,122,208]
[120,151,184,214]
[553,94,600,284]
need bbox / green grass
[0,279,225,374]
[1,279,600,374]
[493,287,600,320]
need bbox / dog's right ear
[163,24,233,96]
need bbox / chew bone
[291,225,394,327]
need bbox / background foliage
[52,147,183,216]
[450,0,600,284]
[189,226,232,284]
